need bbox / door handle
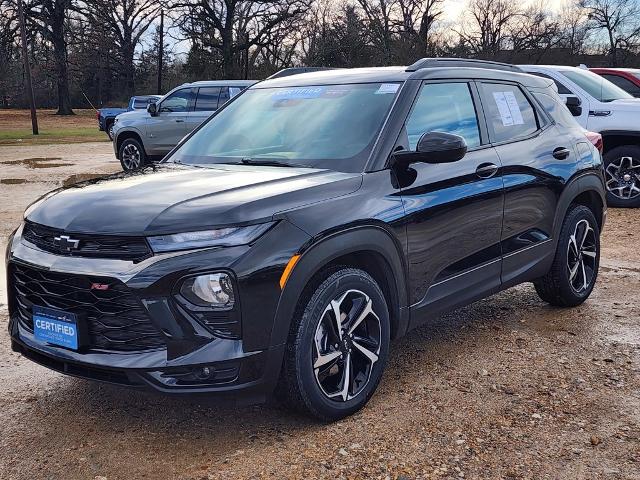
[476,163,499,179]
[553,147,571,160]
[175,119,185,123]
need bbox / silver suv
[112,80,257,171]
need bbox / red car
[590,67,640,97]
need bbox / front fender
[269,225,410,348]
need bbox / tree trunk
[51,0,73,115]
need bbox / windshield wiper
[241,157,309,168]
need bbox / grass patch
[0,109,110,146]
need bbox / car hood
[26,164,362,235]
[116,110,145,122]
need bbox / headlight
[147,222,274,253]
[180,273,234,308]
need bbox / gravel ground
[1,143,639,480]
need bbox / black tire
[106,120,115,141]
[534,205,600,307]
[276,267,390,421]
[603,145,640,208]
[118,137,147,171]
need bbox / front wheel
[603,145,640,207]
[277,267,390,421]
[106,121,115,141]
[534,205,600,307]
[118,138,147,171]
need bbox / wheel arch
[600,130,640,154]
[552,174,606,241]
[115,129,145,159]
[270,225,410,348]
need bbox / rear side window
[480,83,539,143]
[195,87,222,111]
[529,72,572,95]
[406,82,481,149]
[601,74,640,97]
[218,87,230,106]
[532,92,579,129]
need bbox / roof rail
[406,58,523,73]
[267,67,338,80]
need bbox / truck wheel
[534,205,600,307]
[106,121,115,141]
[119,138,147,171]
[276,267,390,421]
[603,145,640,207]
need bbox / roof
[520,64,583,73]
[254,64,549,89]
[186,80,258,87]
[590,67,640,73]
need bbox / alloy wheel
[122,144,141,170]
[605,156,640,200]
[312,289,381,402]
[567,219,597,294]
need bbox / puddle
[0,178,29,185]
[62,173,106,187]
[0,157,68,169]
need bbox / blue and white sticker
[271,87,326,100]
[375,83,400,95]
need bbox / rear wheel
[106,121,115,141]
[603,145,640,207]
[534,205,600,307]
[277,267,390,421]
[118,138,147,171]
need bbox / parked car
[97,95,161,140]
[7,59,605,421]
[590,67,640,98]
[112,80,256,171]
[521,65,640,207]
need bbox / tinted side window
[218,87,230,106]
[160,89,194,112]
[529,72,572,95]
[480,83,538,143]
[601,74,640,96]
[532,92,579,129]
[406,82,481,150]
[195,87,222,111]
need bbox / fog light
[180,273,235,308]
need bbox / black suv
[6,59,606,420]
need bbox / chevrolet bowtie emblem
[53,235,80,252]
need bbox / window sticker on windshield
[271,87,326,100]
[492,91,524,126]
[375,83,400,95]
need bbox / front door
[397,81,505,326]
[146,88,195,155]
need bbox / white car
[521,65,640,207]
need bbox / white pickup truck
[522,65,640,207]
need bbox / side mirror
[565,96,582,117]
[392,132,467,168]
[147,102,158,116]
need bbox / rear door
[146,87,195,154]
[477,81,578,286]
[397,80,505,325]
[188,86,224,133]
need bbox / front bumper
[6,221,309,402]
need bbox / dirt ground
[0,143,639,480]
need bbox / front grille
[22,221,152,262]
[10,263,166,352]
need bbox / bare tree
[558,2,590,57]
[83,0,160,96]
[24,0,75,114]
[396,0,444,59]
[356,0,397,64]
[457,0,520,59]
[579,0,640,66]
[510,1,561,62]
[174,0,310,79]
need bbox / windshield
[560,69,633,102]
[170,83,400,172]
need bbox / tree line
[1,0,640,114]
